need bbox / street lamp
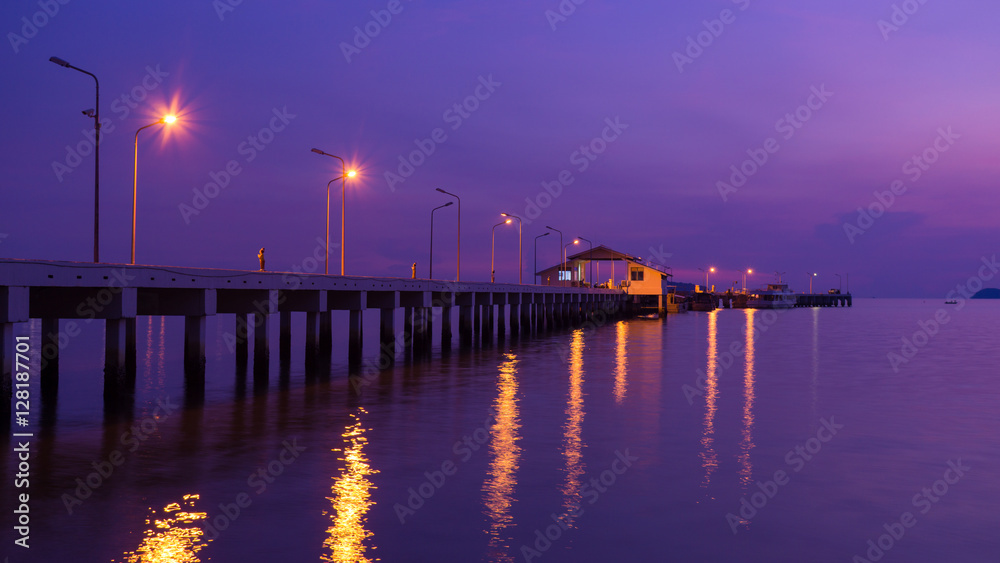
[131,115,177,265]
[491,219,512,283]
[435,188,460,281]
[429,202,453,278]
[807,272,817,294]
[743,268,753,294]
[698,267,716,291]
[576,236,593,287]
[311,148,357,275]
[50,56,100,263]
[534,232,550,285]
[545,226,563,286]
[500,213,522,284]
[564,239,580,286]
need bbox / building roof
[536,245,672,277]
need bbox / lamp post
[834,273,842,292]
[50,56,100,263]
[807,272,817,294]
[743,268,753,294]
[545,226,563,286]
[500,213,522,284]
[132,115,177,265]
[576,236,593,287]
[534,232,550,285]
[564,240,580,286]
[435,188,460,281]
[491,219,511,283]
[429,202,453,278]
[698,267,715,291]
[310,149,356,275]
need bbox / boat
[687,291,717,312]
[747,283,798,309]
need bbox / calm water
[2,299,998,562]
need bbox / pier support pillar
[279,311,292,359]
[235,314,249,366]
[40,318,59,396]
[459,305,472,347]
[421,308,431,355]
[348,309,363,372]
[404,307,414,357]
[380,309,396,365]
[253,311,269,369]
[0,322,14,427]
[474,304,482,341]
[184,316,206,369]
[509,303,520,337]
[319,311,332,356]
[305,312,320,358]
[442,306,452,350]
[412,308,425,358]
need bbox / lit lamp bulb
[162,115,177,124]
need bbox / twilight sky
[2,0,998,297]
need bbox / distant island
[972,288,1000,299]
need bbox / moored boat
[747,283,797,309]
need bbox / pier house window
[630,267,644,281]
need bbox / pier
[0,259,628,420]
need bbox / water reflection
[738,309,756,488]
[482,353,521,562]
[323,408,378,563]
[118,494,209,563]
[613,321,628,404]
[699,310,719,488]
[560,329,586,522]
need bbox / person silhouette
[258,247,265,271]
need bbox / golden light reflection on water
[119,494,209,563]
[738,309,757,488]
[560,329,586,522]
[482,353,521,562]
[323,408,379,563]
[613,321,628,404]
[699,310,719,488]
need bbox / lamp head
[505,219,512,224]
[747,269,753,274]
[310,148,325,155]
[347,170,357,178]
[443,201,453,207]
[49,56,70,67]
[82,109,96,118]
[710,267,715,273]
[162,115,177,124]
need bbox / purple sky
[2,0,998,297]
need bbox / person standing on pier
[258,247,265,271]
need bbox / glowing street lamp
[50,56,101,263]
[311,148,357,275]
[131,115,177,265]
[435,188,461,281]
[743,268,753,294]
[698,267,716,291]
[491,219,512,283]
[807,272,817,294]
[576,236,593,286]
[564,239,580,286]
[534,232,550,285]
[500,213,522,284]
[429,202,453,279]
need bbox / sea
[1,298,997,562]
